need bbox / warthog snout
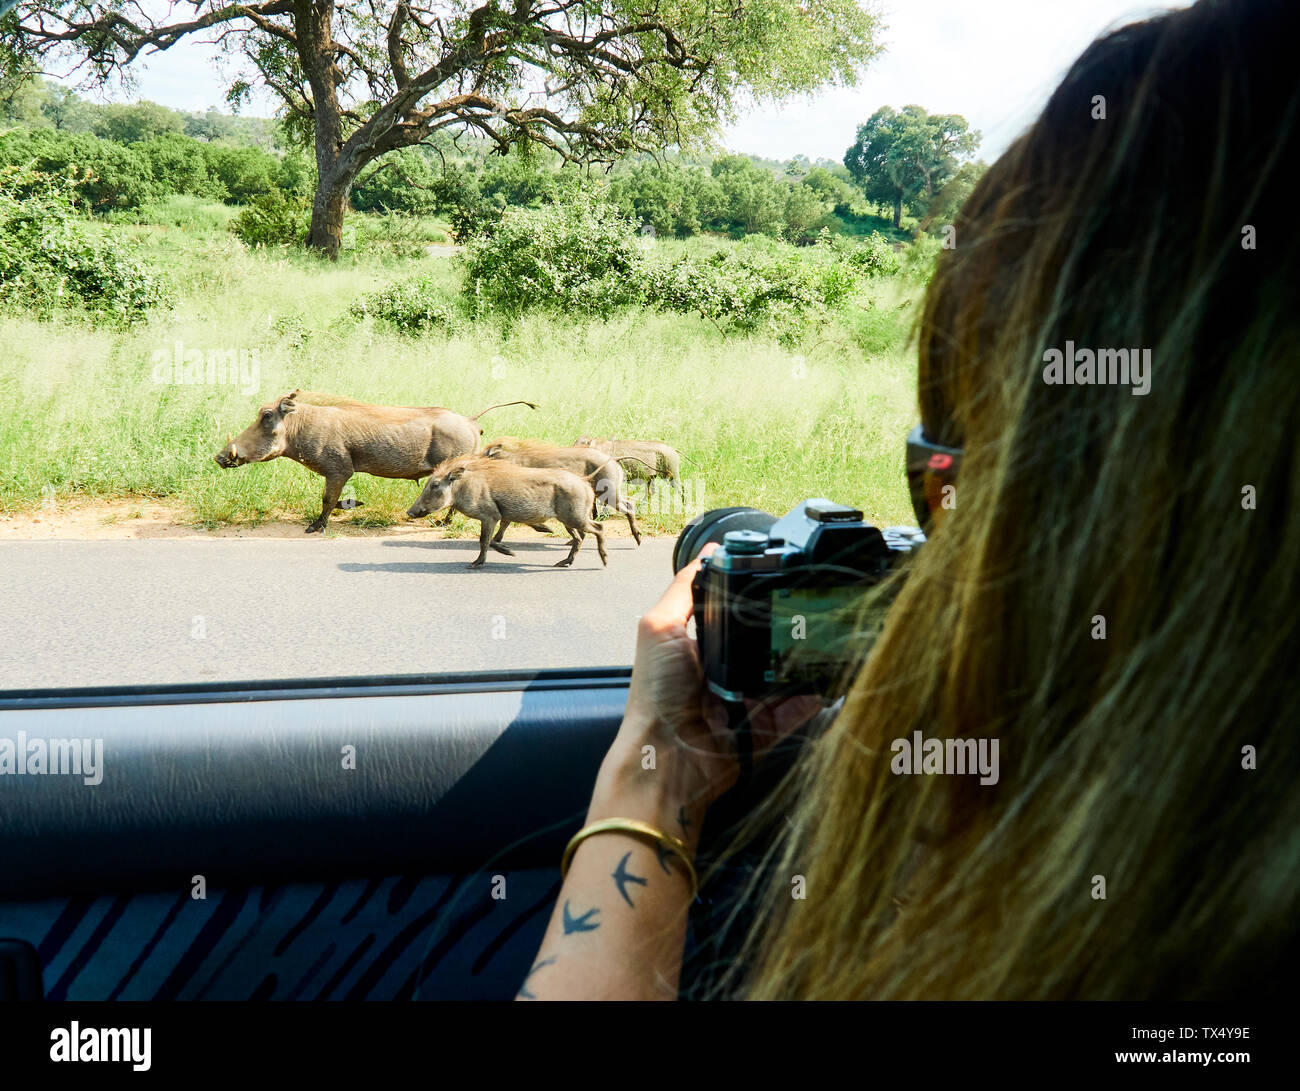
[214,435,244,468]
[407,476,453,519]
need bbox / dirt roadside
[0,499,650,540]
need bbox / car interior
[1,669,645,1000]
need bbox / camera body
[680,500,923,702]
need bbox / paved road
[0,536,677,690]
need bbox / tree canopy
[844,104,980,229]
[4,0,885,255]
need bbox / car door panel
[0,670,627,1000]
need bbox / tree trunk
[296,0,351,260]
[307,170,351,259]
[893,195,903,230]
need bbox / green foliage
[643,241,863,336]
[181,107,283,151]
[113,194,236,235]
[37,82,95,133]
[782,183,832,242]
[0,163,173,322]
[801,166,862,215]
[350,274,465,334]
[91,100,186,144]
[818,229,901,277]
[352,147,440,214]
[0,128,158,211]
[710,155,786,236]
[477,152,560,208]
[133,132,225,200]
[919,159,987,234]
[229,190,310,247]
[844,105,981,227]
[201,143,284,205]
[445,190,500,243]
[352,212,448,258]
[460,197,644,317]
[270,310,310,347]
[899,232,943,280]
[609,163,724,238]
[276,150,316,197]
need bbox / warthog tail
[469,400,538,420]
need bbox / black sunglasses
[905,424,963,530]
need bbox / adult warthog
[215,390,536,532]
[574,437,686,490]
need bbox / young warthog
[481,436,648,544]
[214,390,536,532]
[406,456,608,569]
[574,436,685,490]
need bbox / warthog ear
[278,394,298,415]
[447,465,468,482]
[483,444,501,458]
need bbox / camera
[672,500,924,702]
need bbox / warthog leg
[618,497,642,546]
[589,521,608,566]
[470,517,497,568]
[490,520,516,556]
[490,522,551,551]
[554,528,583,567]
[308,475,349,533]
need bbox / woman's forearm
[516,719,710,1001]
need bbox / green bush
[643,244,863,335]
[446,191,502,242]
[0,163,173,322]
[899,233,943,280]
[229,190,310,247]
[276,151,317,198]
[352,148,439,214]
[608,163,725,238]
[91,100,186,144]
[201,143,283,205]
[353,213,447,258]
[0,129,158,211]
[460,197,644,317]
[477,153,560,208]
[133,132,225,200]
[350,274,465,334]
[817,229,902,277]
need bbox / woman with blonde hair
[520,0,1299,1000]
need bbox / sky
[53,0,1192,164]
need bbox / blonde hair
[730,0,1300,999]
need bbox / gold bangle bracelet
[561,817,699,900]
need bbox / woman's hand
[520,549,825,1001]
[588,545,823,843]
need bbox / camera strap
[726,700,753,790]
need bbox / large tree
[3,1,883,257]
[844,104,979,230]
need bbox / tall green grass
[0,203,923,534]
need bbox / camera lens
[672,507,777,572]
